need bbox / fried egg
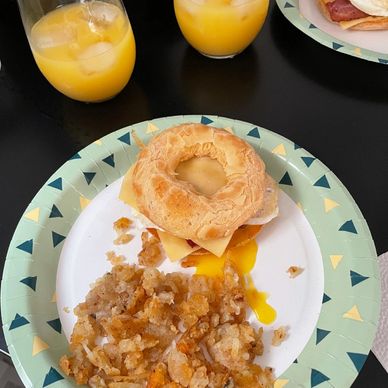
[350,0,388,16]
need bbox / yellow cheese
[339,16,377,29]
[157,230,200,261]
[119,166,139,210]
[176,157,226,196]
[192,234,233,257]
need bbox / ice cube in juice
[30,1,135,102]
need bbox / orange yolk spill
[244,274,277,325]
[187,239,277,325]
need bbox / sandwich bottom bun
[317,0,388,30]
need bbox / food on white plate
[318,0,388,30]
[272,326,288,347]
[59,262,274,387]
[287,266,304,278]
[119,123,278,262]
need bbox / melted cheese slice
[119,165,138,210]
[176,157,227,196]
[157,230,200,261]
[339,16,379,29]
[192,235,233,257]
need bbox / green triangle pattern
[247,127,260,139]
[314,175,330,188]
[279,172,293,186]
[350,270,369,287]
[49,205,63,218]
[47,318,62,334]
[69,152,81,160]
[347,352,368,373]
[322,293,331,303]
[52,232,66,248]
[47,178,62,191]
[16,239,33,254]
[200,116,213,125]
[42,367,64,387]
[311,369,329,387]
[102,154,115,168]
[339,220,357,234]
[20,276,37,291]
[9,314,29,330]
[316,328,330,345]
[83,172,96,185]
[301,156,316,167]
[118,132,131,145]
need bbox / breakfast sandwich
[119,123,278,261]
[318,0,388,29]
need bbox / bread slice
[317,0,388,30]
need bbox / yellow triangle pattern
[80,196,91,210]
[224,127,233,134]
[146,123,160,133]
[272,144,286,156]
[343,305,363,322]
[330,255,343,270]
[51,292,57,303]
[32,336,49,356]
[24,208,40,222]
[94,139,102,146]
[274,379,289,388]
[131,130,145,149]
[324,198,340,213]
[296,202,303,211]
[354,47,361,56]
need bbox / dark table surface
[1,0,387,386]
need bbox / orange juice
[29,1,135,102]
[174,0,269,58]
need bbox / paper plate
[276,0,388,65]
[1,115,380,388]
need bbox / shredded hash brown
[60,263,274,387]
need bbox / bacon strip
[326,0,369,22]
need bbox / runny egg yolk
[186,239,277,325]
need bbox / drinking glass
[17,0,136,102]
[174,0,269,59]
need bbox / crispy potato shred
[60,263,274,387]
[272,326,288,347]
[287,266,304,279]
[113,217,134,246]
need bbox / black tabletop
[1,0,387,386]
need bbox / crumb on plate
[113,217,132,234]
[272,326,288,346]
[113,233,134,246]
[138,231,163,267]
[113,217,134,245]
[106,251,126,266]
[287,266,304,278]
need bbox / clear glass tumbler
[17,0,136,102]
[174,0,269,59]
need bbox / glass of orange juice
[17,0,136,102]
[174,0,269,58]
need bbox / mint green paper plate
[1,115,380,388]
[276,0,388,65]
